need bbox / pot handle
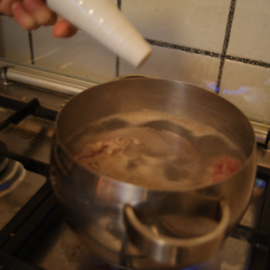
[123,199,230,266]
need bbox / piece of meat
[74,127,197,161]
[74,137,138,159]
[208,155,242,182]
[73,127,200,188]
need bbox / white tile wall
[220,60,270,124]
[0,17,30,63]
[120,45,220,92]
[1,0,270,124]
[121,0,231,53]
[32,27,116,83]
[227,0,270,62]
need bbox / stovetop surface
[0,81,269,270]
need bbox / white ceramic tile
[30,0,118,83]
[0,16,30,63]
[32,26,116,83]
[219,60,270,124]
[121,0,231,53]
[227,0,270,62]
[120,45,220,92]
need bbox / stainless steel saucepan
[50,77,256,269]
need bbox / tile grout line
[116,57,120,77]
[216,0,237,93]
[28,31,35,65]
[225,55,270,68]
[147,38,270,69]
[115,0,122,77]
[117,0,121,9]
[146,39,220,58]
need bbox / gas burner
[0,159,26,197]
[0,140,26,197]
[0,157,9,173]
[0,140,9,173]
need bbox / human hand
[0,0,77,37]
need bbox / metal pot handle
[123,199,230,266]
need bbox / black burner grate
[0,96,57,270]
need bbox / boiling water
[68,110,244,189]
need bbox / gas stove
[0,64,270,270]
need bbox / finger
[0,0,19,16]
[24,0,56,26]
[12,1,38,30]
[53,19,77,38]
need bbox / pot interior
[56,78,255,189]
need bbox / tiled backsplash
[1,0,270,124]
